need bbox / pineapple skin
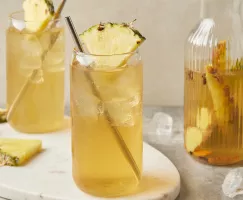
[0,139,42,166]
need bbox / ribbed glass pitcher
[184,0,243,165]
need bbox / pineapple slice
[80,22,146,69]
[0,138,42,166]
[206,65,233,125]
[23,0,55,32]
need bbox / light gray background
[0,0,202,107]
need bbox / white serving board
[0,123,180,200]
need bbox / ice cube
[41,32,65,72]
[143,112,173,144]
[76,53,94,66]
[115,66,140,98]
[222,168,243,198]
[105,96,140,127]
[12,19,26,31]
[43,51,65,72]
[72,90,103,119]
[19,35,43,78]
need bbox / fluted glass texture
[184,0,243,165]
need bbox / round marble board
[0,123,180,200]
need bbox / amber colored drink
[184,67,243,165]
[6,15,65,133]
[71,52,143,197]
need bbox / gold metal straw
[65,16,141,181]
[7,0,67,121]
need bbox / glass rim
[9,10,62,23]
[73,48,139,57]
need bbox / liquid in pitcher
[184,41,243,165]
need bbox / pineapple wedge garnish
[23,0,55,32]
[80,22,146,69]
[0,138,42,166]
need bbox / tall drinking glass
[70,50,143,197]
[6,11,65,133]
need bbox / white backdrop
[0,0,202,107]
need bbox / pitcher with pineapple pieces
[184,0,243,165]
[6,0,65,133]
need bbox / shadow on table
[128,175,179,199]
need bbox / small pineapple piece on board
[0,138,42,166]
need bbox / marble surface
[0,123,180,200]
[143,106,241,200]
[0,106,241,200]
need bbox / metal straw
[65,16,140,181]
[7,0,67,121]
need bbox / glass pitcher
[184,0,243,165]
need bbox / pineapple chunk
[207,40,234,125]
[212,40,227,72]
[185,127,203,153]
[186,108,212,154]
[206,65,233,125]
[196,107,212,130]
[0,138,42,166]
